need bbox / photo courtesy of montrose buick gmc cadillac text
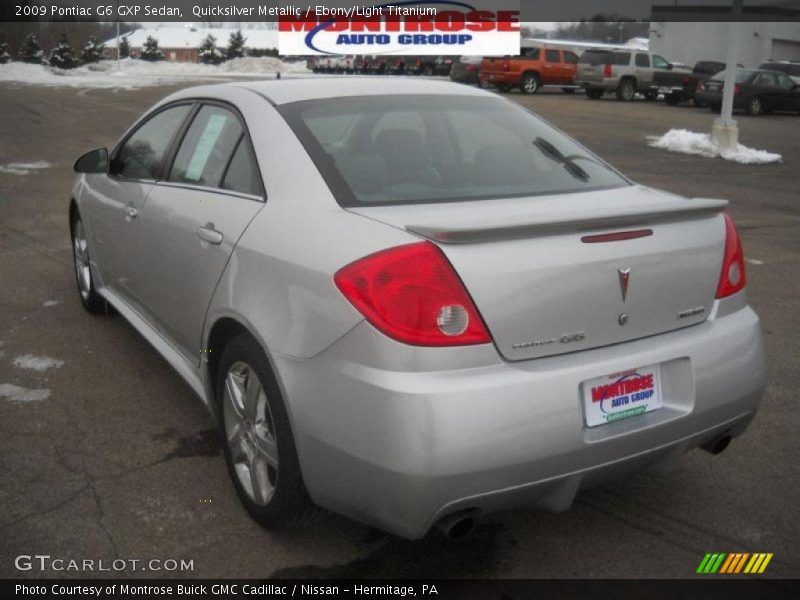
[69,79,766,539]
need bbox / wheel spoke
[243,373,263,423]
[248,453,271,505]
[224,370,247,421]
[255,429,279,469]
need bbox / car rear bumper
[274,294,766,539]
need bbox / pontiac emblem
[618,268,631,302]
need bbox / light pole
[711,0,743,151]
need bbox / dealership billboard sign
[278,1,521,56]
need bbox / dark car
[654,60,729,106]
[695,68,800,115]
[450,55,482,84]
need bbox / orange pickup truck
[480,46,580,94]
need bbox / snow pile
[0,383,50,403]
[13,354,64,372]
[647,129,781,165]
[0,161,51,176]
[0,57,310,89]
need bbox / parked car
[386,56,413,75]
[70,79,765,540]
[696,68,800,115]
[450,55,482,85]
[576,48,672,101]
[480,46,580,94]
[757,60,800,85]
[654,60,728,106]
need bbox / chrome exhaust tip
[702,434,732,455]
[435,511,476,540]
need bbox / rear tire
[71,213,106,314]
[520,73,540,94]
[217,334,322,529]
[664,93,681,106]
[745,96,763,116]
[585,88,604,100]
[615,79,636,101]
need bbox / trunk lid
[347,186,727,361]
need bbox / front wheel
[520,73,540,94]
[217,334,321,529]
[71,213,106,314]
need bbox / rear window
[695,61,725,75]
[711,69,756,83]
[579,50,630,66]
[279,95,628,207]
[759,62,800,76]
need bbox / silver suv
[576,48,672,101]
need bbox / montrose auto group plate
[581,364,663,427]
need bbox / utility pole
[711,0,743,151]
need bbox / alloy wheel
[523,75,538,93]
[73,219,91,301]
[749,97,762,115]
[223,361,279,506]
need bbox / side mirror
[74,148,109,174]
[667,63,673,70]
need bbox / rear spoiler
[406,198,728,244]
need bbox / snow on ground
[647,129,781,165]
[0,57,310,89]
[0,383,50,403]
[0,161,51,176]
[42,300,61,307]
[13,354,64,372]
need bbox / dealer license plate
[581,364,662,427]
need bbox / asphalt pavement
[0,80,798,579]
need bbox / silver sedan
[70,79,766,539]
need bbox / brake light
[466,64,478,72]
[603,64,612,78]
[334,242,492,346]
[734,83,741,94]
[715,214,746,298]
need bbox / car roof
[230,76,490,105]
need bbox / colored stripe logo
[697,553,773,574]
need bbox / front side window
[635,53,650,67]
[280,95,629,207]
[545,49,560,63]
[169,105,243,188]
[653,55,670,69]
[114,104,191,180]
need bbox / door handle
[197,223,223,245]
[123,204,138,219]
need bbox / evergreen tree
[18,33,44,64]
[197,34,224,65]
[81,36,106,64]
[139,35,164,62]
[0,31,11,65]
[49,33,79,70]
[118,36,130,59]
[226,30,247,60]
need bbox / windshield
[711,69,755,82]
[278,95,629,207]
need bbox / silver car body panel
[72,79,766,538]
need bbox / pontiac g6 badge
[618,267,631,302]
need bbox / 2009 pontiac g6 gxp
[70,79,766,539]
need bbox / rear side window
[578,51,608,65]
[755,72,778,86]
[169,105,242,189]
[635,53,650,67]
[221,139,261,196]
[653,55,670,69]
[777,73,796,88]
[563,51,579,64]
[545,49,560,63]
[114,105,191,180]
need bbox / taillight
[334,242,492,346]
[603,64,612,78]
[734,83,741,94]
[466,64,478,72]
[715,214,746,298]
